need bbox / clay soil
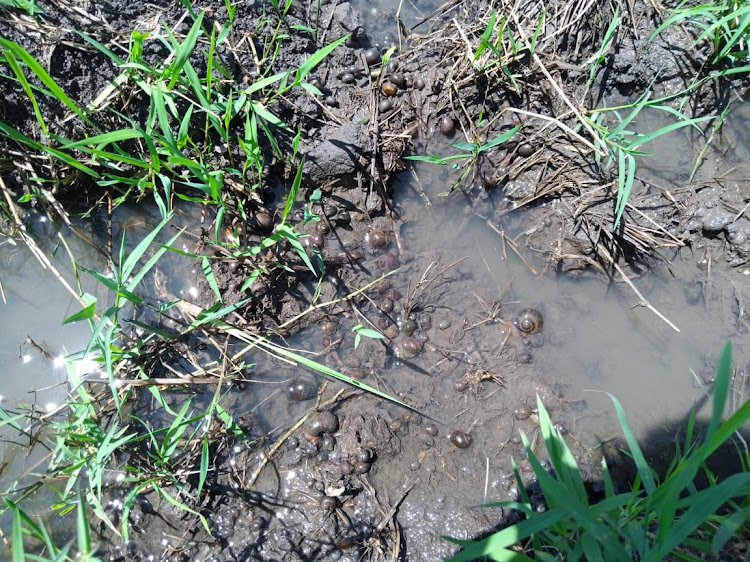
[1,0,750,560]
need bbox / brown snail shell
[517,349,533,364]
[401,337,423,356]
[516,308,543,335]
[449,430,472,449]
[381,81,398,96]
[514,405,532,420]
[366,228,390,249]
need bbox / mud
[2,0,750,560]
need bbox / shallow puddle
[1,4,750,557]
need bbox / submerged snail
[286,378,318,402]
[515,308,543,335]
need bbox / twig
[597,243,680,332]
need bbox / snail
[389,72,406,88]
[304,411,339,438]
[381,81,398,96]
[364,47,380,66]
[379,99,393,112]
[518,143,536,157]
[424,423,439,436]
[414,77,426,90]
[285,379,318,402]
[440,115,455,135]
[401,337,424,356]
[449,430,472,449]
[320,318,338,335]
[517,349,533,364]
[354,461,371,474]
[401,319,417,336]
[515,308,543,335]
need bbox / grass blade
[166,11,205,89]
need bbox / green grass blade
[198,436,209,496]
[707,341,731,438]
[282,158,305,221]
[536,396,587,502]
[444,507,567,561]
[11,502,25,562]
[614,151,634,228]
[294,35,350,85]
[121,213,176,287]
[188,298,252,328]
[229,329,416,412]
[166,11,205,89]
[201,256,222,301]
[0,37,92,127]
[654,473,750,559]
[58,128,144,149]
[589,390,656,494]
[0,121,99,176]
[3,50,47,135]
[478,125,523,152]
[76,489,92,555]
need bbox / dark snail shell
[440,116,455,135]
[449,430,472,449]
[364,47,380,66]
[305,411,339,437]
[516,308,543,335]
[286,379,318,402]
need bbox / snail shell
[518,143,536,157]
[440,115,455,135]
[285,378,318,402]
[401,337,424,356]
[389,72,406,87]
[364,47,380,66]
[449,430,472,449]
[354,461,371,474]
[516,308,543,335]
[304,411,339,437]
[365,228,389,249]
[379,99,393,113]
[381,81,398,96]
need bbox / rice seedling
[446,342,750,561]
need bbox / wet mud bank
[1,0,750,559]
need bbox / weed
[406,125,523,194]
[652,0,750,64]
[446,342,750,561]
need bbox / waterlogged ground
[1,0,750,559]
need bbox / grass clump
[446,342,750,561]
